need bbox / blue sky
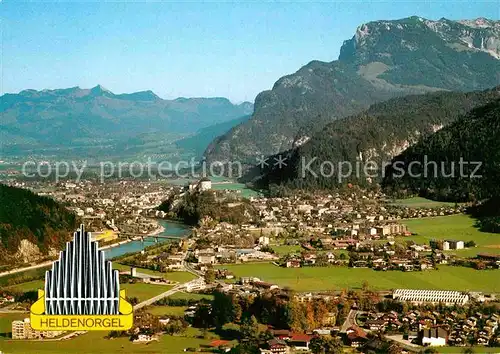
[2,1,498,102]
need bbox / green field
[437,346,500,353]
[403,214,500,256]
[120,283,173,302]
[0,327,231,353]
[271,245,302,256]
[112,263,196,284]
[271,245,348,258]
[391,197,460,208]
[168,292,214,302]
[5,280,45,293]
[217,262,500,293]
[0,313,26,334]
[0,267,48,287]
[146,305,187,317]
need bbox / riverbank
[100,222,166,251]
[0,221,189,279]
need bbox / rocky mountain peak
[340,16,500,62]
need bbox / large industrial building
[393,289,469,305]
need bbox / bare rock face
[15,239,43,264]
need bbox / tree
[388,343,402,354]
[192,304,212,329]
[204,269,216,284]
[309,337,327,354]
[316,253,328,266]
[212,291,236,329]
[362,280,370,292]
[465,240,476,248]
[309,336,342,354]
[240,315,259,342]
[287,299,307,331]
[306,302,317,330]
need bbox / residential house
[265,339,288,354]
[421,327,448,347]
[346,326,368,348]
[198,253,216,264]
[288,333,313,351]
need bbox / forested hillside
[382,99,500,202]
[0,184,77,264]
[254,87,499,193]
[158,191,257,226]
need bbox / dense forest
[0,183,77,263]
[254,87,499,193]
[158,191,257,225]
[382,99,500,202]
[467,198,500,233]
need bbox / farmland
[0,327,231,353]
[217,262,500,293]
[402,214,500,257]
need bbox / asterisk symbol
[256,155,269,169]
[274,155,287,169]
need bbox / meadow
[4,279,173,302]
[5,280,45,293]
[0,313,25,335]
[120,283,173,302]
[402,214,500,257]
[146,305,187,317]
[217,262,500,293]
[0,327,231,353]
[168,292,214,302]
[112,263,196,284]
[391,197,460,208]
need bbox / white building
[199,178,212,191]
[185,278,207,292]
[12,318,64,339]
[446,240,464,250]
[421,328,447,347]
[197,253,215,264]
[393,289,469,305]
[258,236,270,245]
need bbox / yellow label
[30,289,133,331]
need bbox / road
[134,250,202,310]
[385,334,422,352]
[133,278,201,310]
[0,260,54,278]
[340,309,360,333]
[133,285,183,310]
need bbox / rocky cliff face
[205,17,500,164]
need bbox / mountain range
[204,17,500,165]
[254,87,500,193]
[0,85,252,160]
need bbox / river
[103,220,191,259]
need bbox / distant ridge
[1,85,253,159]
